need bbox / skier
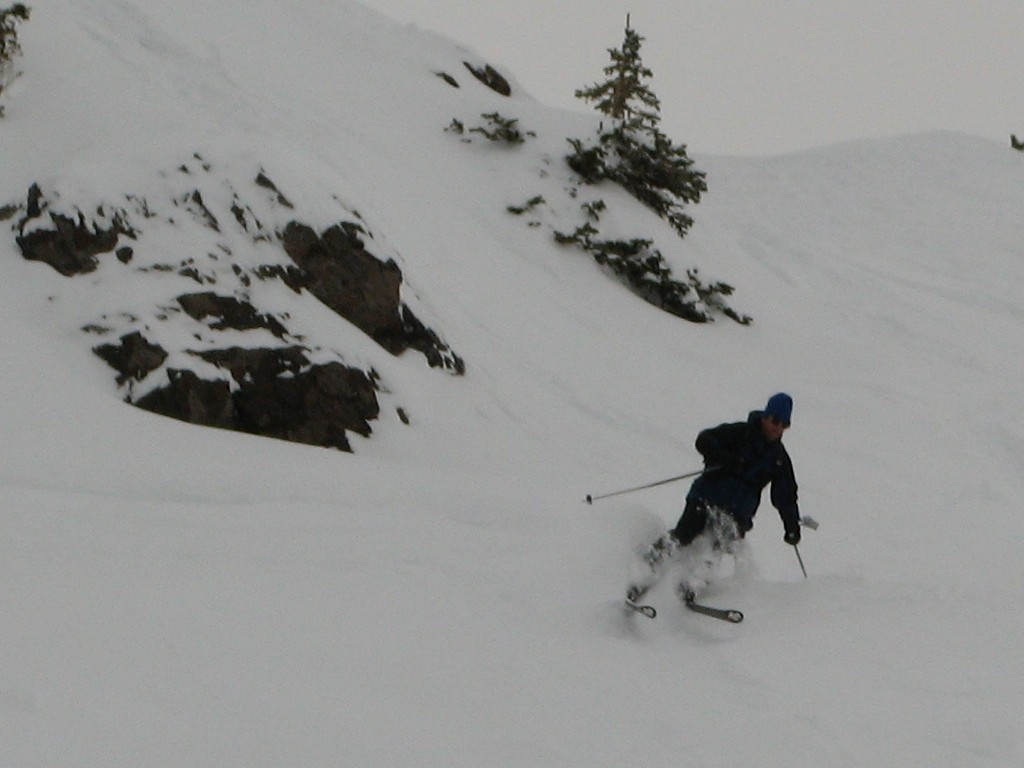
[628,392,802,605]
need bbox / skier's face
[760,414,788,442]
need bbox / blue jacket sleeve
[694,421,748,470]
[770,448,801,534]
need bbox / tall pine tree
[575,17,660,131]
[569,16,706,238]
[557,17,748,325]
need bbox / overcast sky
[359,0,1024,156]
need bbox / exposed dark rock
[135,345,380,451]
[180,190,220,231]
[25,183,43,218]
[135,369,235,429]
[196,345,308,384]
[400,305,466,375]
[177,265,212,285]
[252,264,308,293]
[231,359,378,451]
[436,71,460,88]
[16,210,121,276]
[177,292,289,338]
[230,198,264,234]
[254,171,294,208]
[13,184,131,276]
[280,220,464,373]
[93,331,168,385]
[281,220,402,346]
[12,170,461,453]
[463,61,511,96]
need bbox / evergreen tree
[575,18,660,132]
[555,17,748,325]
[568,16,706,238]
[0,3,30,113]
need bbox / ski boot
[626,584,648,603]
[676,581,697,605]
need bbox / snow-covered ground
[2,2,1023,766]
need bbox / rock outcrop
[11,169,463,452]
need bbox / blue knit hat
[764,392,793,425]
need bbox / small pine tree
[569,16,706,238]
[575,17,661,133]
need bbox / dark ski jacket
[686,411,800,536]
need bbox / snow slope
[2,2,1024,766]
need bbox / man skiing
[628,392,802,606]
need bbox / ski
[684,595,743,623]
[624,598,657,619]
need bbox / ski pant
[630,500,747,599]
[671,498,745,548]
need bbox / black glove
[784,529,801,546]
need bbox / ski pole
[584,467,714,505]
[793,516,818,577]
[793,544,808,578]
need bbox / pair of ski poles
[584,467,818,578]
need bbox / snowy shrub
[446,113,535,145]
[507,195,545,215]
[554,220,750,325]
[0,3,29,115]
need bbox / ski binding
[624,598,657,619]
